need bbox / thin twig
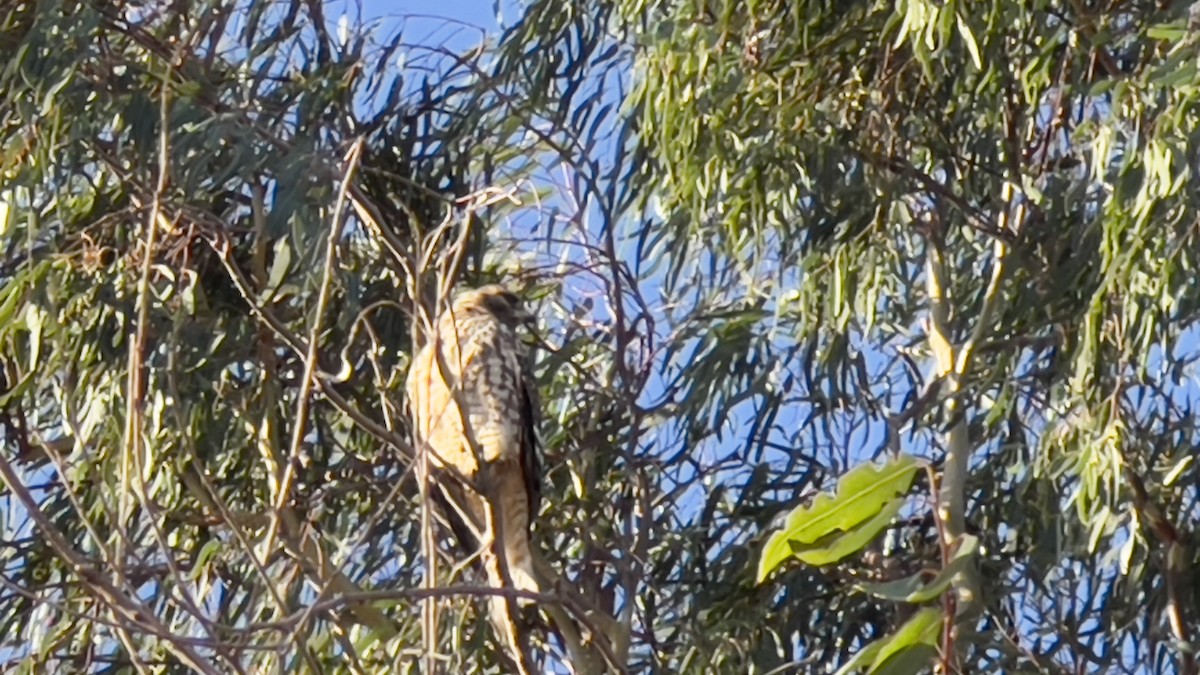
[115,70,172,674]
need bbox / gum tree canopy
[2,1,1199,674]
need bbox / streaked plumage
[406,284,541,608]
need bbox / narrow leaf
[856,535,979,603]
[870,607,942,673]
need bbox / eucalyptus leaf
[759,455,923,581]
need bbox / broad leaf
[758,455,923,581]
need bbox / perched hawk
[406,284,541,609]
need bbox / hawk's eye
[483,291,524,320]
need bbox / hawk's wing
[518,359,541,524]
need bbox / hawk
[405,285,541,642]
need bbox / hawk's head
[452,285,533,329]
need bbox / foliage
[2,0,1200,673]
[758,455,923,578]
[0,1,545,672]
[609,0,1200,672]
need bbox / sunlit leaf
[758,455,923,580]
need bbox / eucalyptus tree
[4,0,1199,674]
[0,2,587,672]
[1,1,790,672]
[545,0,1200,672]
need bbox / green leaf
[786,496,907,567]
[856,534,979,603]
[261,236,294,303]
[870,607,942,673]
[834,608,942,675]
[190,540,223,580]
[834,636,884,675]
[1151,59,1197,89]
[955,14,982,70]
[0,278,24,330]
[1146,22,1187,41]
[0,197,10,239]
[24,304,44,370]
[758,455,924,581]
[0,371,33,409]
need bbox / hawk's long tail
[429,462,541,673]
[482,459,539,674]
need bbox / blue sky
[355,1,499,37]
